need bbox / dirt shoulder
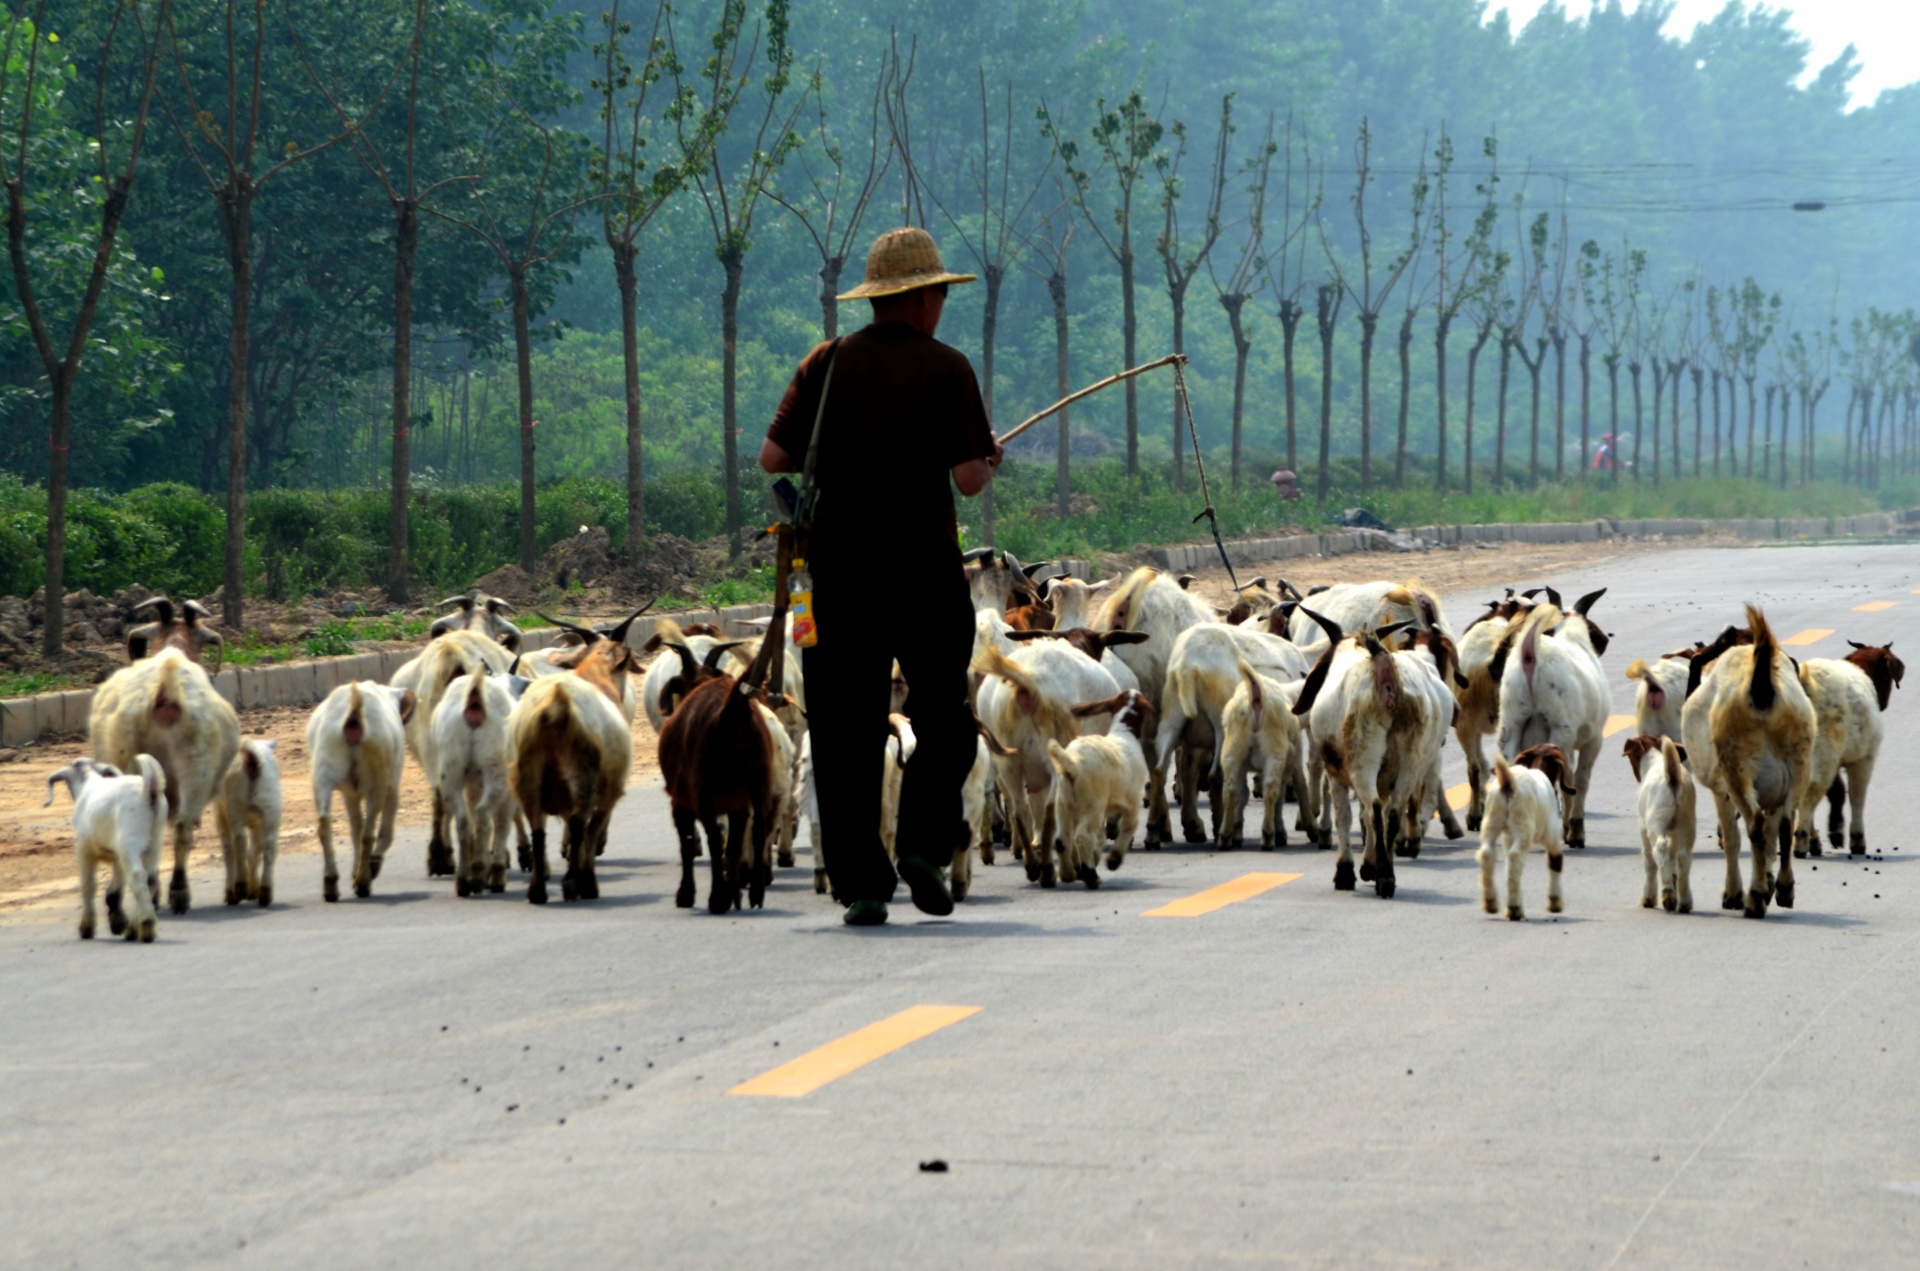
[0,532,1677,907]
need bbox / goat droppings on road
[919,1160,949,1173]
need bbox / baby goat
[214,740,283,907]
[1477,746,1576,921]
[1624,734,1697,913]
[1045,689,1155,887]
[47,755,168,943]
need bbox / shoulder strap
[795,338,840,530]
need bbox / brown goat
[1842,640,1905,711]
[126,596,223,673]
[659,672,777,914]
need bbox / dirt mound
[539,526,614,590]
[613,533,703,601]
[471,564,539,607]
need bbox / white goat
[1096,567,1219,843]
[1219,660,1313,850]
[1793,642,1901,859]
[213,740,282,907]
[1045,576,1111,631]
[879,713,918,860]
[1495,594,1609,848]
[46,755,167,942]
[392,629,515,877]
[1477,750,1570,921]
[1046,689,1154,886]
[307,681,416,901]
[430,665,517,897]
[1624,734,1697,913]
[972,640,1121,887]
[89,648,240,915]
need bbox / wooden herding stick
[995,353,1188,446]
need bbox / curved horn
[602,597,659,645]
[535,612,601,644]
[182,599,214,623]
[129,595,176,624]
[1374,619,1417,643]
[1274,577,1303,602]
[437,594,477,611]
[959,547,995,565]
[1298,605,1344,646]
[701,640,748,671]
[485,596,518,615]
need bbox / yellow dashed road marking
[1142,872,1300,917]
[1783,628,1834,647]
[729,1006,981,1098]
[1447,783,1472,812]
[1604,714,1638,738]
[1854,601,1897,613]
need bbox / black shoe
[843,899,888,926]
[896,857,954,917]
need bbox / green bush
[644,468,725,542]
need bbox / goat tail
[1660,736,1684,790]
[1625,658,1651,684]
[1235,658,1266,720]
[1492,752,1515,798]
[1046,738,1076,784]
[1100,566,1158,633]
[134,753,166,812]
[1174,664,1204,725]
[535,682,574,735]
[970,642,1039,700]
[1745,603,1779,713]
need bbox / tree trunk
[1710,372,1722,476]
[1667,361,1683,480]
[1394,310,1414,488]
[1314,287,1337,502]
[1650,363,1664,489]
[1280,305,1302,475]
[42,375,72,656]
[1691,368,1704,477]
[387,199,418,604]
[1842,386,1856,483]
[615,241,646,564]
[1552,334,1567,482]
[819,256,843,340]
[1050,269,1070,520]
[1494,332,1512,490]
[1762,384,1775,484]
[1224,296,1250,490]
[1578,333,1592,477]
[1120,243,1138,478]
[222,194,253,630]
[1465,325,1491,497]
[720,248,744,557]
[1629,362,1644,484]
[1434,317,1451,493]
[979,265,1002,543]
[1526,341,1543,488]
[1745,377,1757,478]
[1169,283,1186,492]
[511,263,536,573]
[1606,358,1620,488]
[1357,312,1377,494]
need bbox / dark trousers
[802,572,975,903]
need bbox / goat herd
[38,552,1904,943]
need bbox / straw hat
[836,227,977,301]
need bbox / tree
[1153,93,1228,492]
[1260,114,1317,480]
[1580,240,1640,488]
[1505,200,1548,489]
[1039,89,1161,478]
[1424,129,1495,494]
[1208,110,1275,490]
[1320,118,1426,495]
[682,0,801,558]
[597,0,723,566]
[2,0,170,655]
[919,68,1049,542]
[1020,188,1073,519]
[431,8,590,573]
[159,0,377,628]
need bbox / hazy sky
[1491,1,1920,107]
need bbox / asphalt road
[4,541,1919,1270]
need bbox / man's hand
[952,440,1004,498]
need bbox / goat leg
[526,823,549,905]
[673,807,699,908]
[427,788,455,877]
[168,821,192,915]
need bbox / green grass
[1,670,87,700]
[700,567,777,609]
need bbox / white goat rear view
[47,756,168,943]
[214,740,282,908]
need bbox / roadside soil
[0,531,1677,907]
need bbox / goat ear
[1087,579,1111,593]
[394,689,419,723]
[1102,631,1150,648]
[1176,574,1196,590]
[507,676,533,700]
[263,738,279,752]
[1004,629,1059,642]
[126,627,153,661]
[1374,619,1416,643]
[1070,695,1122,718]
[44,764,82,806]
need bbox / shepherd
[759,227,1003,926]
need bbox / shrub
[643,467,725,542]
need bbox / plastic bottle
[789,559,817,648]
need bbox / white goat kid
[1477,750,1570,921]
[1218,660,1312,849]
[47,755,167,942]
[214,740,283,907]
[1046,690,1154,886]
[1624,734,1697,913]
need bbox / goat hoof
[1443,821,1466,841]
[1024,861,1041,882]
[561,874,579,902]
[1078,865,1101,889]
[1807,843,1823,858]
[354,880,371,899]
[1105,850,1124,872]
[1375,875,1397,900]
[1722,892,1742,911]
[1642,893,1655,910]
[1792,846,1807,860]
[257,885,272,908]
[487,866,505,893]
[1548,897,1563,914]
[1849,836,1866,857]
[980,844,995,866]
[1775,879,1795,909]
[1679,900,1693,914]
[708,886,732,915]
[137,919,156,943]
[777,850,795,869]
[583,874,600,901]
[1333,860,1357,891]
[107,908,128,937]
[1466,813,1482,833]
[1743,893,1769,919]
[675,883,695,908]
[1483,897,1498,914]
[528,884,548,905]
[951,878,969,902]
[427,844,453,876]
[516,846,531,871]
[749,883,766,909]
[1040,864,1057,889]
[812,870,827,895]
[1829,831,1845,849]
[1506,906,1524,921]
[456,877,471,898]
[324,876,340,903]
[594,842,605,858]
[1182,824,1207,845]
[79,922,95,940]
[370,855,385,880]
[1359,859,1377,882]
[224,886,240,906]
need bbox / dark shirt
[767,321,994,574]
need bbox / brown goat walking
[659,671,778,914]
[125,596,224,672]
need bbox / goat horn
[485,596,517,614]
[129,595,175,622]
[182,599,214,623]
[601,597,659,644]
[959,547,995,564]
[535,612,601,644]
[702,640,748,671]
[1298,605,1344,646]
[437,594,477,610]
